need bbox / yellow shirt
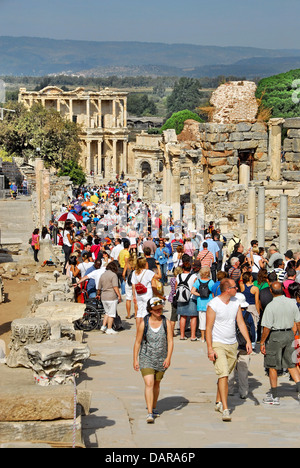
[90,195,99,204]
[118,249,130,268]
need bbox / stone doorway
[141,161,152,178]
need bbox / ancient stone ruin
[0,244,91,447]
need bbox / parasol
[56,212,83,222]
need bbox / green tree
[166,78,202,115]
[127,93,157,116]
[0,101,84,180]
[161,110,203,135]
[58,159,86,186]
[256,69,300,118]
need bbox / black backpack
[236,312,253,349]
[198,280,210,299]
[143,314,167,343]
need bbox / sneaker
[222,409,232,422]
[152,409,160,418]
[105,328,118,335]
[100,325,107,333]
[215,402,223,413]
[146,413,155,424]
[262,393,280,406]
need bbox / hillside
[1,36,300,78]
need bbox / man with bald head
[260,281,300,405]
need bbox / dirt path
[0,275,37,350]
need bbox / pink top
[31,234,40,247]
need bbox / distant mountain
[188,56,300,79]
[1,36,300,78]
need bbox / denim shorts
[177,299,198,317]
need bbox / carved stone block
[6,318,51,369]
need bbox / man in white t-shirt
[75,264,106,291]
[110,238,124,261]
[206,278,252,422]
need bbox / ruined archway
[141,160,152,178]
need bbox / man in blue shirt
[154,240,169,286]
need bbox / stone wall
[199,121,269,192]
[210,81,259,124]
[282,118,300,181]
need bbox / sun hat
[235,293,249,308]
[148,297,165,308]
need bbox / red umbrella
[56,212,83,222]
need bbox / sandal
[191,338,199,341]
[180,337,187,340]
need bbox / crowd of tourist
[30,179,300,423]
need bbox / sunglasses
[227,286,238,290]
[151,300,164,307]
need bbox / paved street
[78,296,300,449]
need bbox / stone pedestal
[6,318,51,369]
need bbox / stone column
[257,186,265,247]
[42,169,51,227]
[171,158,181,222]
[162,161,170,204]
[279,194,288,255]
[86,97,90,128]
[113,100,117,128]
[247,185,256,246]
[86,140,91,175]
[123,99,127,127]
[239,164,250,186]
[269,118,285,181]
[121,140,127,174]
[69,99,73,122]
[98,99,102,128]
[96,140,101,176]
[112,139,117,175]
[138,178,144,198]
[35,158,44,229]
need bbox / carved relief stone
[7,318,51,369]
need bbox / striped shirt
[197,249,214,268]
[228,266,241,282]
[273,268,286,283]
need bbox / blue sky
[0,0,299,49]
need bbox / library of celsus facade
[19,86,129,180]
